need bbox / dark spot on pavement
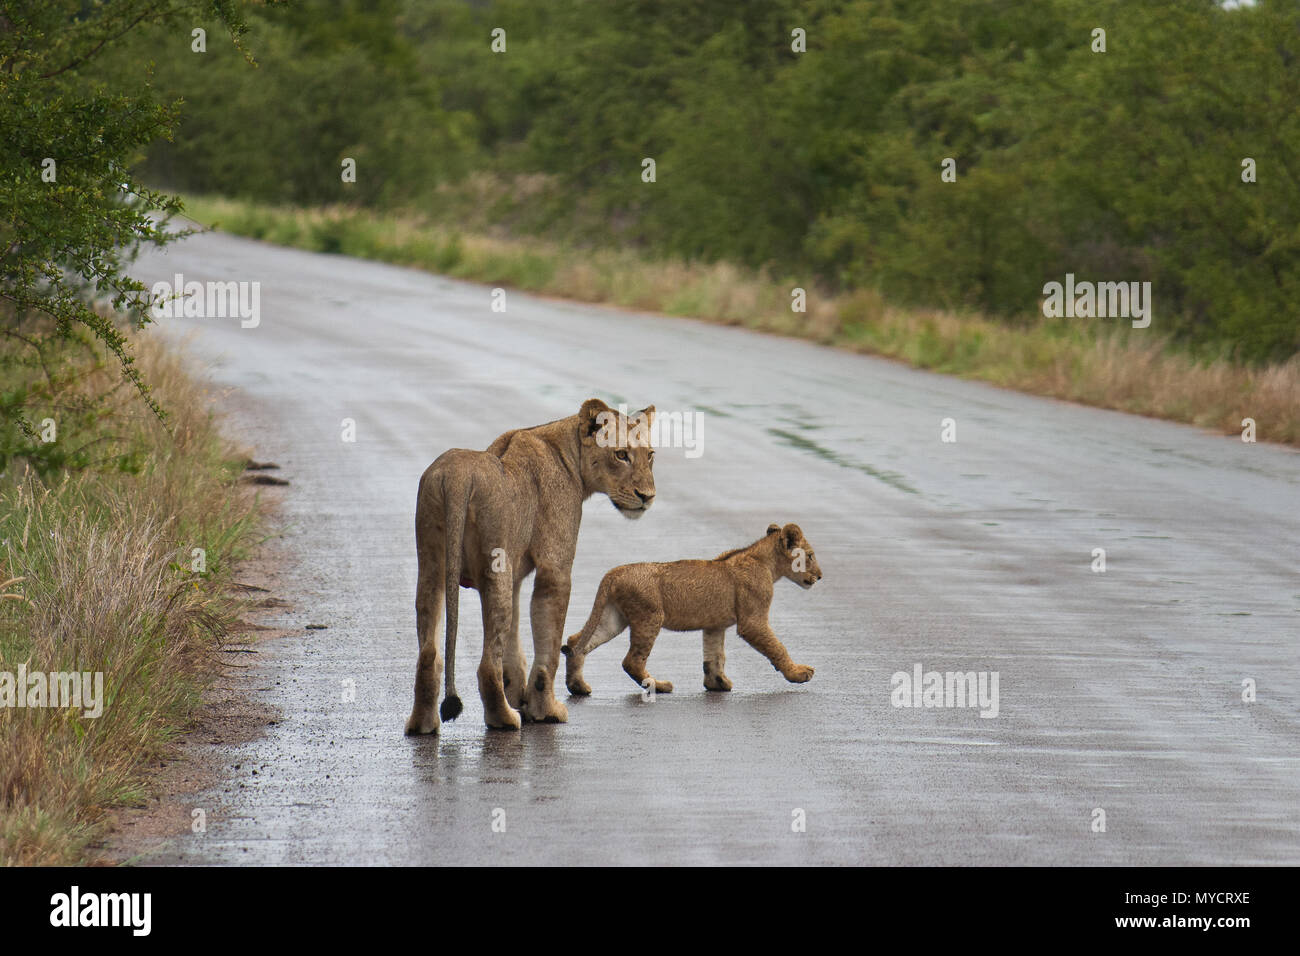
[242,474,290,486]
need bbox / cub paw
[653,679,673,694]
[567,678,592,696]
[704,673,733,692]
[784,664,815,684]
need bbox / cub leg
[736,619,814,683]
[477,575,522,730]
[702,627,732,691]
[563,598,627,696]
[405,545,445,735]
[623,619,672,694]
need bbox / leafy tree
[83,0,1300,361]
[130,0,472,208]
[0,0,250,434]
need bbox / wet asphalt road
[127,227,1299,865]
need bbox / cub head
[767,522,822,589]
[579,398,656,519]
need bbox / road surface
[124,226,1299,865]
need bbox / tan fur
[405,398,656,734]
[562,523,821,696]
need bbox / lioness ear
[766,523,781,536]
[782,523,802,550]
[635,404,655,427]
[580,398,611,438]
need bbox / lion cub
[562,523,822,696]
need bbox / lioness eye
[615,450,629,463]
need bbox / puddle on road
[766,427,919,495]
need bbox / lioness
[405,399,656,734]
[562,522,821,696]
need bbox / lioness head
[579,398,656,519]
[767,522,822,589]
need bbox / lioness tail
[440,471,470,721]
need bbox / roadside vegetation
[0,1,265,866]
[0,322,262,865]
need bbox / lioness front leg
[737,619,814,683]
[522,570,570,723]
[702,627,732,691]
[623,622,672,694]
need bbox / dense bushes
[130,0,1300,361]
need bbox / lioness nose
[635,489,654,504]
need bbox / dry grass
[181,195,1300,446]
[0,331,261,865]
[825,295,1300,443]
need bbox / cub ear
[782,523,803,551]
[580,398,612,438]
[766,523,781,536]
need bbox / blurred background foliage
[95,0,1300,362]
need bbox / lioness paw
[522,695,569,724]
[482,701,522,731]
[485,709,522,731]
[404,713,440,735]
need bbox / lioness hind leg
[407,640,443,735]
[406,549,445,735]
[623,622,671,694]
[702,627,732,692]
[478,577,521,730]
[502,576,527,710]
[564,601,627,695]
